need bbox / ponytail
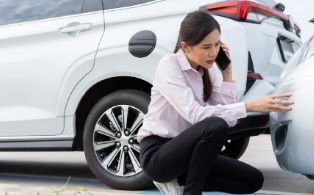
[202,67,212,101]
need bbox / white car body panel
[65,0,250,115]
[271,35,314,176]
[261,18,301,85]
[0,12,104,136]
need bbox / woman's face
[182,29,221,70]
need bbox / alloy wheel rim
[92,105,143,177]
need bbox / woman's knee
[200,117,228,140]
[251,169,264,192]
[246,168,264,193]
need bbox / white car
[0,0,301,190]
[270,34,314,179]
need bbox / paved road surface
[0,135,313,195]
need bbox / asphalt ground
[0,135,313,195]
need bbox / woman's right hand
[244,92,294,113]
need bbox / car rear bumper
[228,114,269,139]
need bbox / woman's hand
[218,42,233,82]
[244,92,294,113]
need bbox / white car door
[0,0,104,136]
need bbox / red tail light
[247,73,263,80]
[204,0,288,24]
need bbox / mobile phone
[216,47,230,70]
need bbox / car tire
[221,137,250,159]
[83,89,152,190]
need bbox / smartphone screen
[216,47,230,70]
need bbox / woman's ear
[181,42,189,53]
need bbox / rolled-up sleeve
[208,66,247,126]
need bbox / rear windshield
[255,0,277,8]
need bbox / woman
[137,10,293,195]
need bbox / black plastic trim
[277,37,287,62]
[274,124,288,151]
[244,51,256,94]
[0,140,73,151]
[247,51,254,73]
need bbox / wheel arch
[72,76,152,150]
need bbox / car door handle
[59,23,92,34]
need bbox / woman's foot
[153,180,184,195]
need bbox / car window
[102,0,155,10]
[82,0,103,13]
[0,0,83,26]
[255,0,277,8]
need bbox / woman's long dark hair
[174,10,221,102]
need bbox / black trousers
[140,117,264,195]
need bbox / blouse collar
[176,49,204,75]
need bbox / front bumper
[270,78,314,176]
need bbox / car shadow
[259,167,314,194]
